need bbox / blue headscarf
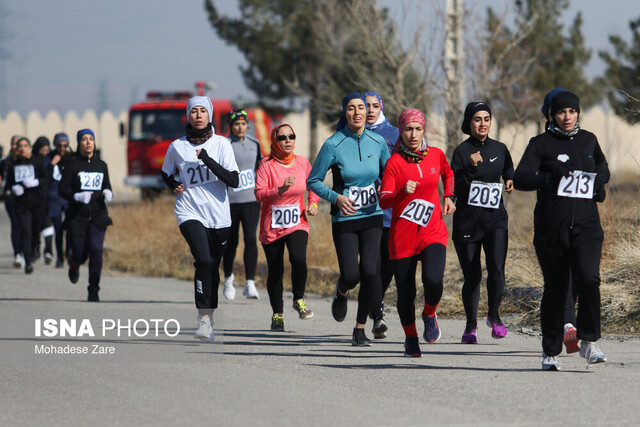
[541,88,567,120]
[363,91,389,130]
[53,132,69,147]
[336,92,368,131]
[76,129,95,152]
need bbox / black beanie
[461,102,491,135]
[32,136,50,156]
[550,91,580,118]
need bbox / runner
[255,124,319,331]
[59,129,113,302]
[0,135,24,268]
[47,133,72,268]
[4,137,49,274]
[450,102,514,344]
[221,108,261,300]
[364,91,399,339]
[307,92,389,346]
[32,137,54,264]
[513,91,610,370]
[379,109,455,357]
[161,96,239,342]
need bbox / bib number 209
[348,184,378,209]
[271,204,301,229]
[399,199,435,227]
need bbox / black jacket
[451,136,514,242]
[3,156,48,211]
[59,154,113,236]
[513,129,609,255]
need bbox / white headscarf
[186,96,213,123]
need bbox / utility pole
[444,0,464,158]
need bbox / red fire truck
[123,88,276,198]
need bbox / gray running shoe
[542,352,561,371]
[579,341,607,364]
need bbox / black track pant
[223,202,260,280]
[17,203,45,265]
[179,220,230,310]
[393,243,446,326]
[370,227,393,319]
[68,222,106,288]
[51,214,65,261]
[262,230,309,314]
[332,222,382,325]
[536,239,602,356]
[5,198,22,256]
[454,229,508,326]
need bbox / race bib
[468,181,503,209]
[233,169,255,192]
[14,165,35,183]
[79,172,104,191]
[348,184,378,209]
[52,165,62,181]
[179,161,217,188]
[399,199,435,227]
[557,170,596,199]
[271,204,301,229]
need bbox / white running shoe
[579,341,607,364]
[14,253,25,269]
[223,274,236,300]
[243,279,259,299]
[194,314,214,342]
[542,352,561,371]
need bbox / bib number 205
[348,184,378,209]
[557,171,596,199]
[271,204,301,229]
[399,199,435,227]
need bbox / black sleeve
[593,138,610,202]
[36,159,49,196]
[502,145,515,182]
[255,140,263,171]
[102,162,112,192]
[451,146,477,187]
[4,162,15,187]
[161,171,180,191]
[198,148,239,188]
[58,162,74,201]
[513,139,551,191]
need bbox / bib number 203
[399,199,435,227]
[468,181,502,209]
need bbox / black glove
[542,160,572,179]
[593,184,606,202]
[197,148,210,161]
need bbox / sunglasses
[276,134,296,142]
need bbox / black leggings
[17,203,45,264]
[5,198,22,256]
[51,214,65,260]
[179,220,230,310]
[536,239,602,356]
[262,230,309,313]
[332,222,382,325]
[393,243,446,327]
[454,228,508,325]
[68,223,106,288]
[370,227,393,319]
[223,202,260,280]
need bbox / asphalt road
[1,206,639,426]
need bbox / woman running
[364,91,399,339]
[379,109,455,357]
[221,108,261,300]
[0,135,24,268]
[307,92,389,346]
[161,96,239,342]
[59,129,113,301]
[32,136,55,264]
[4,137,48,274]
[255,124,319,331]
[48,133,72,268]
[514,91,610,370]
[450,102,514,344]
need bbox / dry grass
[104,174,640,334]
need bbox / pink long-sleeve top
[254,155,320,244]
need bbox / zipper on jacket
[357,135,362,161]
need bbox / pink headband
[394,109,426,151]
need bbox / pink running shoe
[486,316,508,339]
[461,324,477,344]
[563,324,579,354]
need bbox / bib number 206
[271,205,301,229]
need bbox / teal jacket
[307,127,389,222]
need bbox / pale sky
[1,0,639,116]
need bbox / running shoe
[372,317,388,339]
[579,341,607,364]
[542,352,561,371]
[44,252,53,265]
[404,336,422,357]
[25,263,34,274]
[331,285,348,322]
[87,286,100,302]
[14,253,25,268]
[68,266,79,284]
[223,274,236,300]
[563,324,579,354]
[351,328,372,347]
[422,313,441,343]
[293,299,314,319]
[243,279,259,299]
[461,324,478,344]
[194,314,214,341]
[486,316,508,339]
[55,258,64,269]
[271,313,285,331]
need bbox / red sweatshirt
[254,155,320,245]
[379,148,454,259]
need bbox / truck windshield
[129,109,186,141]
